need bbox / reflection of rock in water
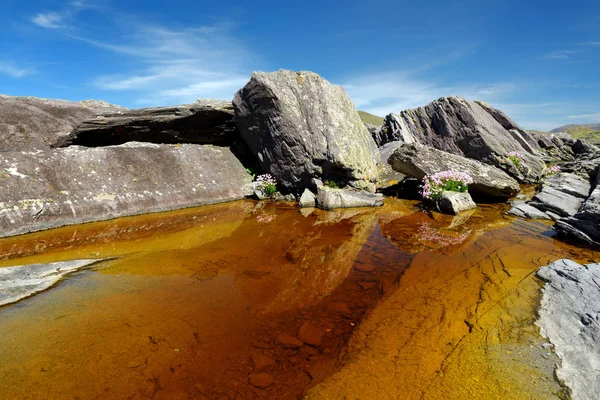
[380,205,514,255]
[308,213,600,400]
[234,206,379,312]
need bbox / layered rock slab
[0,94,124,151]
[0,143,251,237]
[536,259,600,400]
[233,70,379,194]
[54,100,239,148]
[388,142,520,200]
[377,97,545,181]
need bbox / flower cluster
[420,170,474,201]
[418,223,471,247]
[545,165,561,176]
[255,174,278,197]
[507,151,527,173]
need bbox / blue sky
[1,0,599,130]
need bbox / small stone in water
[275,333,303,349]
[251,353,276,371]
[297,322,324,347]
[248,373,274,388]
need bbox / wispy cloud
[577,41,600,46]
[0,62,36,78]
[544,50,577,59]
[77,22,255,104]
[568,113,600,120]
[31,1,93,29]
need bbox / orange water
[0,199,597,399]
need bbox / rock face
[0,259,102,306]
[0,94,124,151]
[54,100,239,148]
[233,70,379,194]
[315,187,384,210]
[0,143,251,237]
[536,259,600,400]
[388,142,520,200]
[438,191,476,215]
[508,173,590,221]
[377,97,545,181]
[556,168,600,247]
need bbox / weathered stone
[250,353,276,371]
[297,322,324,347]
[248,373,274,388]
[0,259,102,306]
[0,143,251,237]
[437,191,476,215]
[298,189,316,208]
[377,141,406,188]
[54,100,239,148]
[530,187,584,217]
[542,172,591,199]
[233,70,379,194]
[315,187,384,210]
[0,94,124,151]
[536,259,600,400]
[275,333,303,349]
[388,142,520,200]
[506,202,550,220]
[378,97,546,181]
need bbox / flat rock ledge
[536,259,600,400]
[315,187,383,210]
[0,259,102,306]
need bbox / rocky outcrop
[315,187,384,210]
[377,97,546,182]
[0,259,102,306]
[233,70,379,194]
[536,259,600,400]
[556,168,600,247]
[54,100,239,148]
[0,143,251,237]
[388,142,520,200]
[0,94,124,151]
[507,172,590,221]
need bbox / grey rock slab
[54,100,238,148]
[506,201,551,220]
[556,174,600,247]
[0,143,252,237]
[437,191,476,215]
[388,142,520,199]
[379,97,546,181]
[315,187,383,210]
[377,141,407,188]
[543,173,591,199]
[0,259,102,306]
[0,94,124,152]
[233,70,379,194]
[536,259,600,400]
[299,189,316,208]
[531,186,584,217]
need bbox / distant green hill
[358,110,384,126]
[550,123,600,143]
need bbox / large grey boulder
[542,172,591,199]
[54,100,239,148]
[0,94,124,151]
[0,143,251,237]
[388,142,520,199]
[378,97,546,182]
[315,187,383,210]
[0,259,102,306]
[233,70,379,194]
[536,259,600,400]
[506,201,552,219]
[530,187,586,217]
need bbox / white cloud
[544,50,577,59]
[80,22,255,104]
[568,113,600,120]
[0,62,36,78]
[340,71,515,117]
[32,12,66,29]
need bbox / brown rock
[297,322,324,347]
[358,281,377,290]
[275,333,303,349]
[251,353,276,371]
[326,302,353,318]
[248,373,274,388]
[354,263,376,272]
